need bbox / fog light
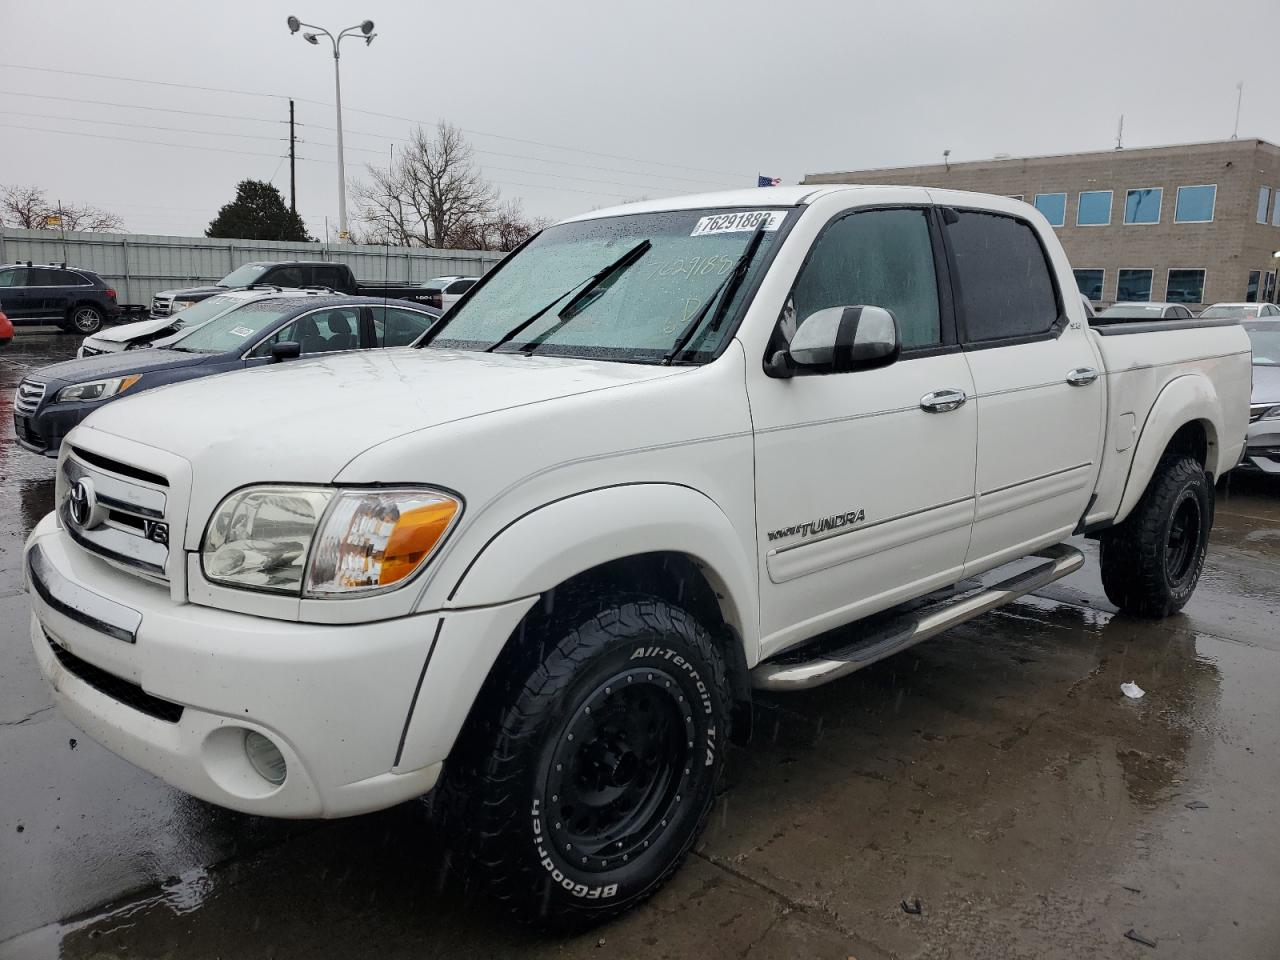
[243,731,286,785]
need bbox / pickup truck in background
[25,187,1251,929]
[149,260,432,317]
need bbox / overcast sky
[2,0,1277,238]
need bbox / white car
[418,275,478,311]
[1200,302,1280,320]
[77,290,270,358]
[25,186,1250,927]
[1096,301,1198,322]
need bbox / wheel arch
[1114,374,1223,524]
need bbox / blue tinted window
[1117,269,1152,301]
[1034,193,1066,227]
[1259,187,1273,224]
[1166,269,1205,304]
[1125,189,1162,224]
[1076,191,1112,226]
[1073,269,1104,300]
[1174,185,1216,223]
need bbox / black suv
[0,263,121,334]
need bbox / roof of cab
[560,185,886,223]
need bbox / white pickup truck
[25,187,1250,927]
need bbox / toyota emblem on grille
[68,478,101,529]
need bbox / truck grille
[60,449,171,581]
[151,296,171,317]
[14,380,45,416]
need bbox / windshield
[425,207,791,362]
[1244,322,1280,364]
[1200,305,1254,319]
[167,299,297,353]
[167,295,239,328]
[219,263,271,287]
[1098,304,1164,319]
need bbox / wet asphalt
[1,331,1278,959]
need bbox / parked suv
[0,263,122,333]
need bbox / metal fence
[0,227,507,308]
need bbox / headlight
[55,374,141,403]
[201,485,461,597]
[172,300,197,311]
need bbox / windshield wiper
[662,221,768,365]
[482,240,651,354]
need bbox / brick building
[803,139,1280,311]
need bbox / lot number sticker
[229,325,254,337]
[690,211,785,237]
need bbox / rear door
[0,267,32,319]
[938,203,1105,574]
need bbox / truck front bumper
[1238,420,1280,474]
[25,514,515,819]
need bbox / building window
[1266,271,1278,304]
[1246,271,1260,302]
[1166,269,1206,304]
[1274,196,1280,227]
[1174,185,1216,223]
[1117,268,1153,301]
[1034,193,1067,227]
[1258,187,1272,224]
[1073,268,1104,301]
[1076,191,1112,226]
[1124,188,1162,224]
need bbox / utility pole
[288,99,297,215]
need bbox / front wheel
[65,305,104,334]
[439,597,732,929]
[1099,454,1211,617]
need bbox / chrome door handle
[1066,367,1099,386]
[920,388,968,413]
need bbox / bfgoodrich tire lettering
[1099,454,1211,617]
[439,597,731,928]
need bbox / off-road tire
[64,304,104,335]
[437,596,732,930]
[1099,454,1211,617]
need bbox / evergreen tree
[206,180,311,241]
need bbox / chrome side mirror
[766,305,901,378]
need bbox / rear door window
[311,265,348,289]
[371,307,436,346]
[945,210,1061,343]
[52,269,88,286]
[27,268,61,286]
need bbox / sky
[1,0,1277,239]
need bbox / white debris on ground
[1121,681,1146,700]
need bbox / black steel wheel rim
[1166,491,1202,583]
[545,667,695,873]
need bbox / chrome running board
[751,544,1085,692]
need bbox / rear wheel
[1099,455,1211,617]
[438,597,731,929]
[64,305,104,335]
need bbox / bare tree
[451,200,551,252]
[0,184,123,232]
[352,122,500,248]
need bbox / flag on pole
[757,175,781,187]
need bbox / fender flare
[445,483,758,648]
[1114,374,1222,524]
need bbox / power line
[0,109,288,143]
[0,90,285,124]
[0,62,754,180]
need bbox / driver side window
[785,208,941,351]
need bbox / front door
[747,206,978,659]
[0,267,33,320]
[936,203,1105,574]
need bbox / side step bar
[751,544,1085,692]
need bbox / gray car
[1241,319,1280,473]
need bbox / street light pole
[287,15,376,242]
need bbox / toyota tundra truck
[24,187,1251,927]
